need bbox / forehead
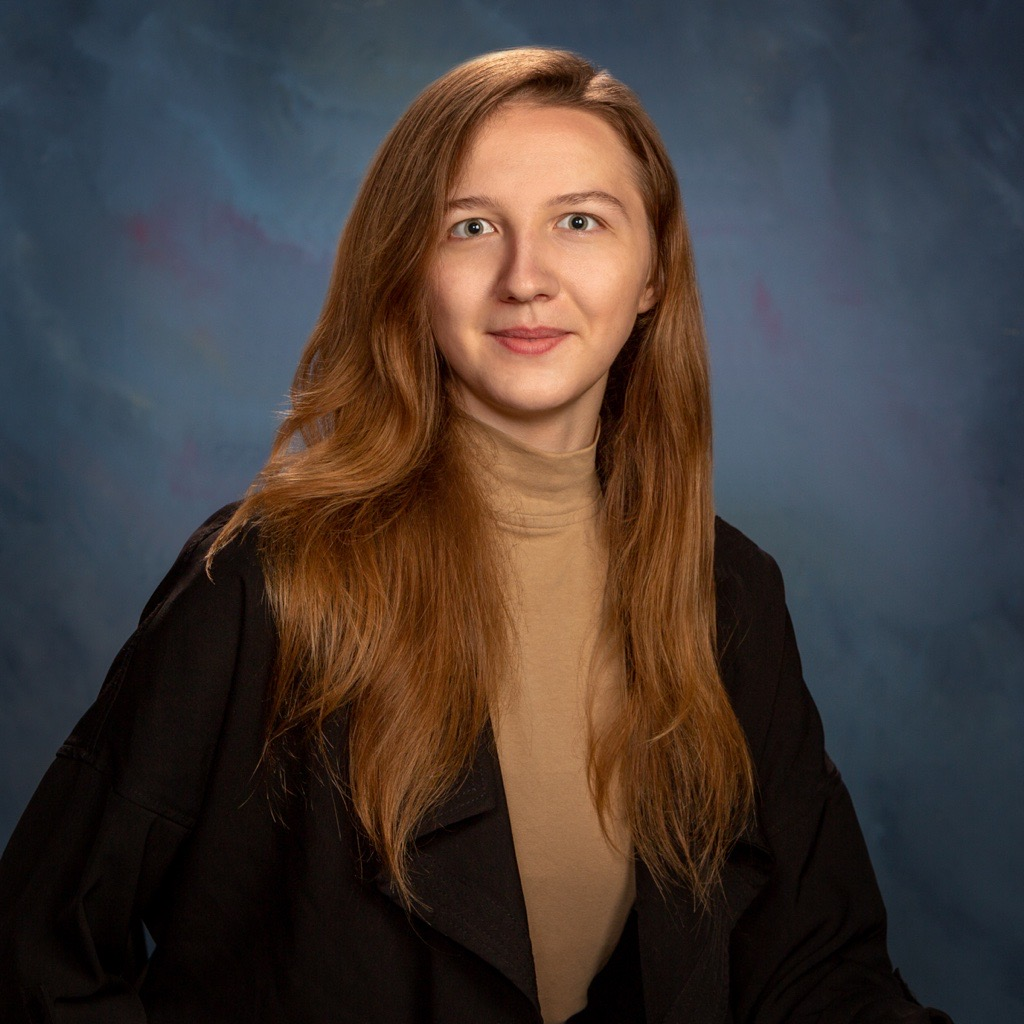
[451,103,643,200]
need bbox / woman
[0,48,951,1023]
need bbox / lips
[490,326,568,340]
[488,326,570,355]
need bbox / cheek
[578,258,651,320]
[427,260,477,330]
[426,272,473,373]
[425,280,458,349]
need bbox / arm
[716,526,951,1023]
[0,509,268,1023]
[0,744,183,1022]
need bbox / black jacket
[0,507,952,1023]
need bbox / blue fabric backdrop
[1,2,1021,1019]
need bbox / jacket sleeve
[0,509,270,1024]
[718,528,952,1023]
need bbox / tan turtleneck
[461,416,634,1024]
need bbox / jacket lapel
[375,726,540,1014]
[375,727,771,1024]
[635,822,772,1023]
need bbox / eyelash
[556,213,600,231]
[448,213,602,238]
[449,218,496,239]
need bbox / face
[426,103,657,452]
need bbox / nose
[496,232,559,303]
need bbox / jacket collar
[376,726,540,1013]
[376,726,772,1023]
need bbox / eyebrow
[446,190,630,217]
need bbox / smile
[488,327,570,355]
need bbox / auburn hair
[210,47,754,907]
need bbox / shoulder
[60,504,276,826]
[135,503,267,624]
[713,517,815,774]
[713,515,787,659]
[115,503,274,713]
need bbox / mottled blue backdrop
[1,2,1021,1019]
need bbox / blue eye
[557,213,599,231]
[450,218,496,238]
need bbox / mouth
[488,326,570,355]
[491,326,567,340]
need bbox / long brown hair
[210,47,754,907]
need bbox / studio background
[1,2,1021,1019]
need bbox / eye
[450,218,496,239]
[557,213,600,231]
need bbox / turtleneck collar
[459,415,603,532]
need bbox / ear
[637,277,659,314]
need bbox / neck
[457,412,602,529]
[451,397,601,454]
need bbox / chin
[496,397,581,419]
